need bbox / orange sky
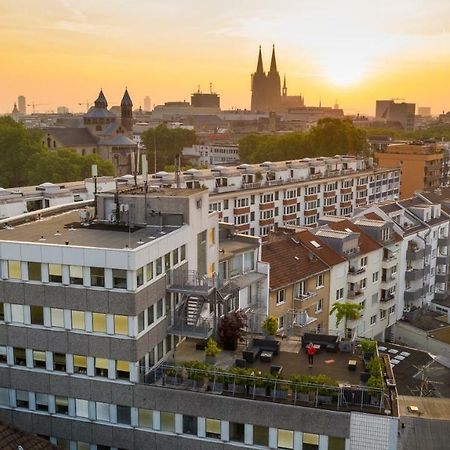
[1,0,450,115]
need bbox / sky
[1,0,450,116]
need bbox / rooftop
[0,209,180,250]
[401,309,449,332]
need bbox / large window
[114,315,128,335]
[112,269,127,289]
[138,408,153,428]
[182,415,197,435]
[230,254,243,277]
[206,418,221,439]
[92,313,107,333]
[8,260,21,279]
[28,262,41,281]
[75,399,89,418]
[51,308,64,327]
[11,304,25,323]
[96,402,111,422]
[71,310,85,330]
[244,252,254,272]
[91,267,104,287]
[31,305,44,325]
[278,429,294,449]
[69,265,83,285]
[48,264,62,283]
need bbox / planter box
[208,381,223,393]
[253,387,267,397]
[166,376,182,386]
[294,392,310,403]
[186,379,205,390]
[233,384,247,394]
[272,389,289,400]
[317,395,333,404]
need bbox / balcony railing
[294,292,316,302]
[167,270,217,294]
[348,290,364,300]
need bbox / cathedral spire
[269,44,278,73]
[94,89,108,109]
[256,45,264,74]
[282,74,287,96]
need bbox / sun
[320,53,368,87]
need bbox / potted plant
[204,338,221,365]
[218,310,248,351]
[251,371,266,397]
[290,374,311,402]
[229,367,252,394]
[313,374,338,404]
[183,361,208,390]
[360,339,377,363]
[261,316,278,338]
[329,302,362,351]
[164,366,182,385]
[207,368,225,393]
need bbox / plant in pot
[164,366,182,385]
[290,374,311,402]
[207,368,225,393]
[251,371,266,397]
[330,301,362,351]
[261,316,278,339]
[218,310,247,351]
[204,338,221,365]
[183,361,208,390]
[229,367,252,394]
[360,339,377,363]
[312,374,338,404]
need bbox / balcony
[294,291,317,303]
[381,276,396,290]
[404,286,424,302]
[438,235,450,247]
[382,255,397,269]
[405,267,424,282]
[347,290,364,301]
[167,270,216,295]
[347,267,366,282]
[380,293,396,307]
[406,247,424,261]
[435,271,448,283]
[437,253,449,265]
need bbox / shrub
[360,339,377,353]
[205,338,221,357]
[262,316,278,336]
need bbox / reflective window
[114,315,128,335]
[51,308,64,327]
[117,405,131,424]
[75,399,89,418]
[278,429,294,450]
[92,312,107,333]
[71,310,85,330]
[112,269,127,289]
[28,262,41,281]
[138,408,153,428]
[160,411,175,432]
[69,265,83,285]
[91,267,104,287]
[11,304,25,323]
[8,260,21,279]
[48,264,62,283]
[96,402,110,422]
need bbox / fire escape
[166,270,238,339]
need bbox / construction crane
[78,101,91,112]
[27,102,48,114]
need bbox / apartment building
[182,144,240,167]
[375,143,444,199]
[151,156,400,237]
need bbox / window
[112,269,127,289]
[372,272,379,283]
[137,311,145,333]
[209,227,216,245]
[0,346,7,364]
[35,393,49,412]
[244,251,254,272]
[328,436,346,450]
[146,262,153,282]
[182,414,197,435]
[92,312,107,333]
[156,258,162,276]
[136,267,144,287]
[316,299,323,313]
[114,315,128,335]
[360,256,368,267]
[370,315,377,325]
[253,425,269,446]
[71,311,85,330]
[28,262,41,281]
[164,253,171,272]
[53,353,66,371]
[8,260,21,279]
[172,249,179,266]
[278,428,294,449]
[303,432,319,450]
[33,350,46,368]
[73,355,87,374]
[11,304,25,323]
[48,264,62,283]
[371,293,379,305]
[96,402,110,422]
[147,305,154,326]
[75,399,89,418]
[16,390,29,408]
[51,308,64,327]
[91,267,104,287]
[69,265,83,285]
[14,347,26,366]
[205,418,221,439]
[360,278,367,289]
[316,274,324,288]
[336,288,344,301]
[180,245,186,261]
[55,396,69,415]
[159,411,175,432]
[30,305,44,325]
[138,408,153,428]
[276,289,285,305]
[0,388,9,406]
[95,357,108,377]
[230,254,243,277]
[380,309,386,320]
[116,360,130,380]
[392,265,397,274]
[156,298,164,319]
[0,303,3,321]
[235,214,249,225]
[229,422,245,443]
[117,405,131,425]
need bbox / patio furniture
[302,333,339,352]
[242,338,280,363]
[242,348,260,363]
[270,365,283,376]
[260,351,274,363]
[348,359,357,371]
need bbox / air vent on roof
[294,256,300,260]
[345,228,352,233]
[310,240,321,248]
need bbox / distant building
[143,95,151,112]
[191,90,220,109]
[10,103,20,122]
[181,144,239,167]
[56,106,69,115]
[375,100,416,131]
[17,95,26,116]
[375,142,444,198]
[418,106,431,117]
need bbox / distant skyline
[1,0,450,115]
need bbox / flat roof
[0,210,180,250]
[398,396,450,421]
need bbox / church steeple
[120,88,133,133]
[269,45,278,73]
[282,75,287,96]
[94,89,108,109]
[256,45,264,74]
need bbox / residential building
[375,100,416,131]
[375,143,444,199]
[150,156,400,238]
[182,144,240,167]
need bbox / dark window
[91,267,105,287]
[31,306,44,325]
[53,353,66,372]
[117,405,131,424]
[183,415,198,435]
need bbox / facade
[181,144,240,167]
[375,143,444,199]
[191,91,220,109]
[375,100,416,132]
[17,95,26,116]
[151,156,400,238]
[42,90,137,176]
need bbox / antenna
[91,164,98,217]
[210,82,213,94]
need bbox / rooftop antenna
[197,84,201,93]
[210,82,213,94]
[91,164,98,217]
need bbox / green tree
[141,124,197,172]
[329,302,362,339]
[0,117,43,187]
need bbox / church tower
[266,45,281,111]
[120,89,133,133]
[251,46,267,112]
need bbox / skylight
[310,240,321,248]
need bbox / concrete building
[143,96,151,112]
[191,91,220,109]
[151,156,400,238]
[375,101,416,132]
[17,96,26,116]
[182,144,240,167]
[375,143,444,199]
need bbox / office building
[143,96,151,112]
[375,100,416,132]
[191,91,220,109]
[17,96,26,116]
[375,143,444,199]
[182,144,240,167]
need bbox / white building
[182,144,240,167]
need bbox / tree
[141,124,197,172]
[217,310,247,351]
[329,302,362,340]
[261,316,278,336]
